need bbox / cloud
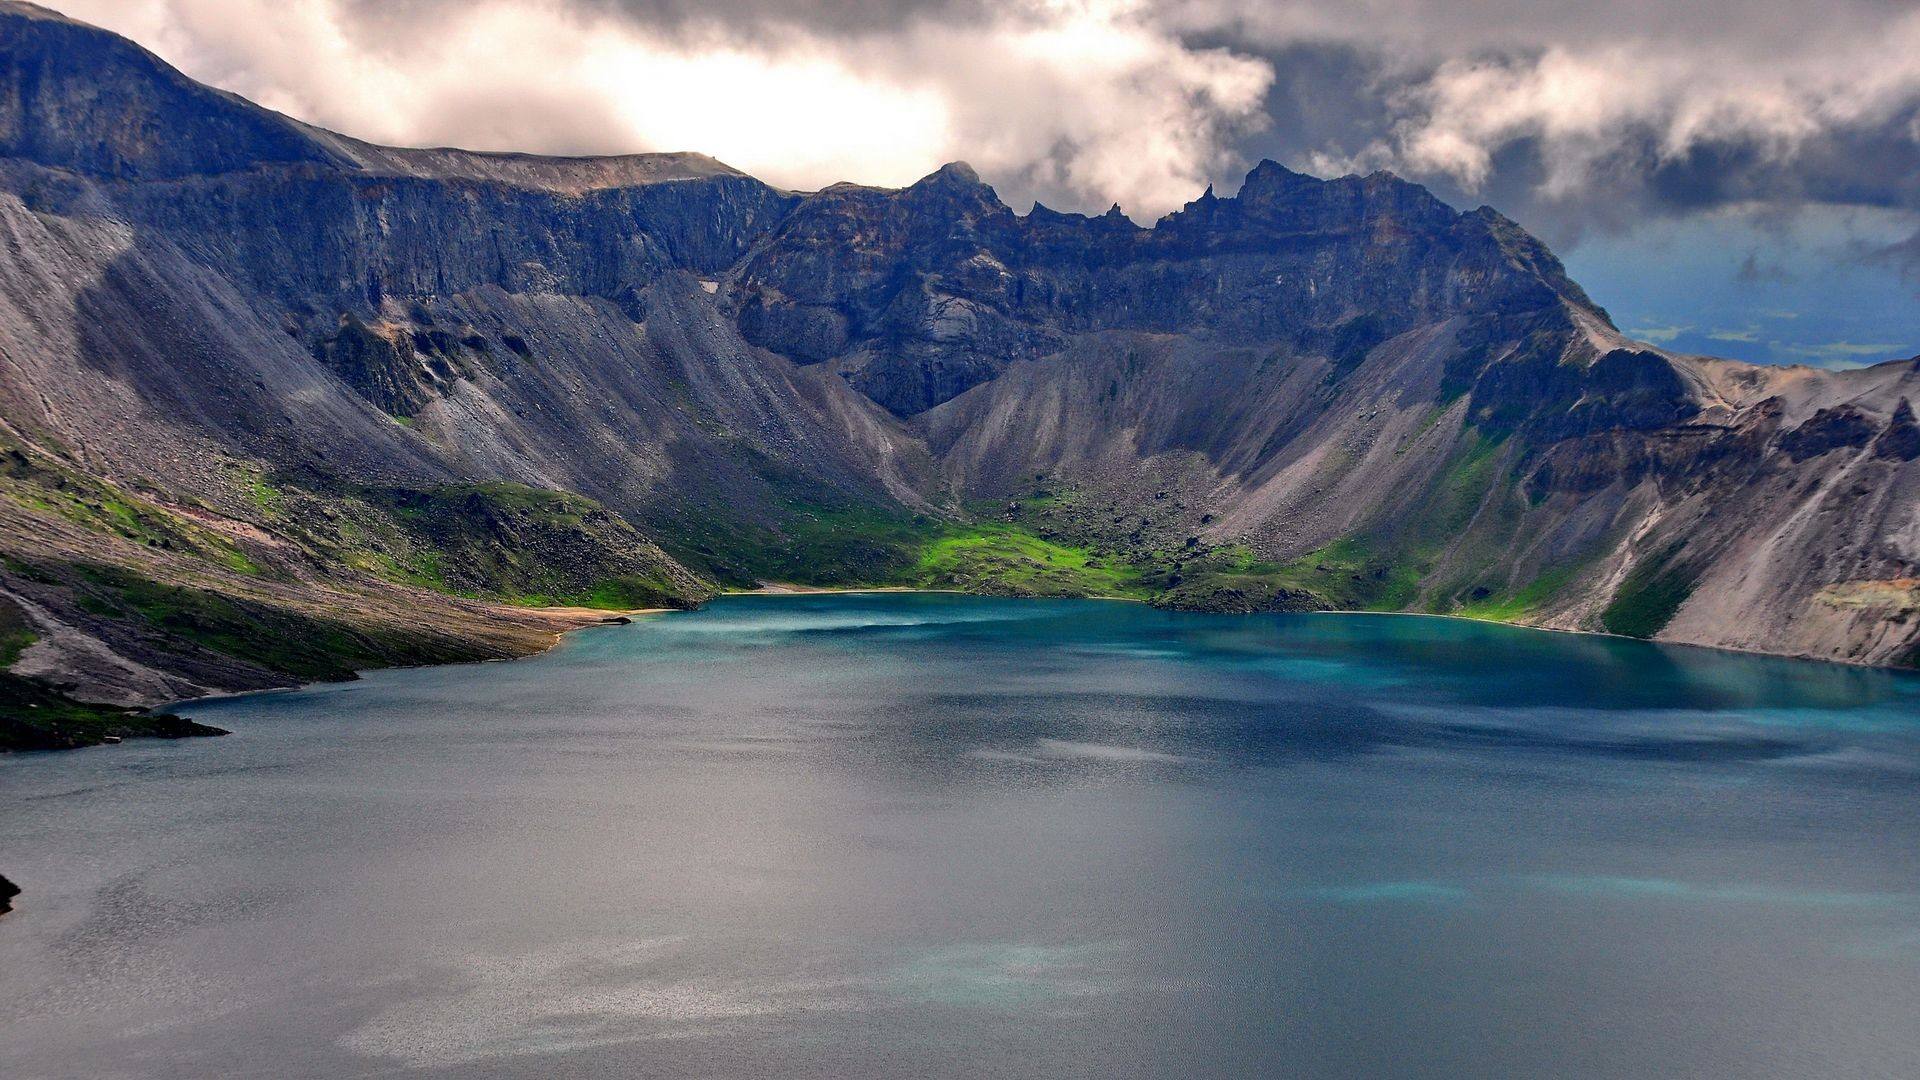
[1629,325,1689,345]
[1779,341,1911,368]
[1736,253,1795,286]
[1385,33,1920,205]
[52,0,1272,219]
[1177,2,1920,230]
[1867,229,1920,284]
[43,1,1920,242]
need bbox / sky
[52,0,1920,368]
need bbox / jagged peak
[898,160,1010,216]
[1242,158,1309,184]
[1230,159,1339,208]
[1024,201,1086,224]
[1231,159,1457,216]
[914,160,983,187]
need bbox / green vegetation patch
[912,525,1152,598]
[1,449,261,574]
[1601,544,1698,639]
[74,564,488,680]
[645,470,974,590]
[1259,537,1424,611]
[579,574,682,610]
[297,482,711,610]
[1148,544,1325,613]
[0,593,36,667]
[1148,432,1525,617]
[735,504,939,588]
[0,628,33,667]
[693,456,1537,619]
[1449,563,1583,623]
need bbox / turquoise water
[4,594,1920,1077]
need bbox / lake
[4,593,1920,1078]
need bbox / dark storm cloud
[1156,1,1920,247]
[1408,108,1920,250]
[1866,230,1920,284]
[1736,253,1796,286]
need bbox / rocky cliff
[1,0,1916,739]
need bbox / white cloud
[47,0,1920,219]
[52,0,1272,219]
[1172,0,1920,205]
[1630,324,1688,345]
[1392,26,1920,198]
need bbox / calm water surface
[4,594,1920,1078]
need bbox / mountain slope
[0,0,1916,737]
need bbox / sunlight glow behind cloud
[58,0,1271,218]
[51,0,1920,222]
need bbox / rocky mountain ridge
[2,1,1917,745]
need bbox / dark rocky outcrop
[1873,399,1920,461]
[0,670,228,751]
[730,157,1596,417]
[1780,405,1879,460]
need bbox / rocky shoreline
[0,605,653,753]
[0,671,229,752]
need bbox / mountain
[2,1,1917,743]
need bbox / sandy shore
[506,605,674,623]
[735,583,945,596]
[736,583,1146,602]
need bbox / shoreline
[1286,608,1915,672]
[728,585,1909,673]
[733,583,1151,604]
[142,605,672,717]
[127,589,1916,732]
[517,605,674,622]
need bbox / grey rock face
[729,157,1594,417]
[0,0,1916,697]
[0,3,331,179]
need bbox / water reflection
[2,594,1918,1078]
